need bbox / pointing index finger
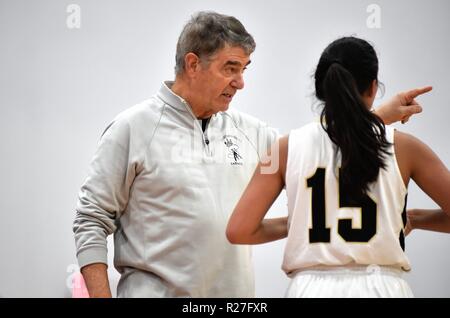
[405,86,433,102]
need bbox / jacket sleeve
[225,109,280,160]
[73,118,137,269]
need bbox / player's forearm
[409,209,450,233]
[233,217,288,245]
[81,263,112,298]
[373,105,397,125]
[259,217,289,243]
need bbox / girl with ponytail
[315,38,391,201]
[226,36,450,297]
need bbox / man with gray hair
[73,11,429,297]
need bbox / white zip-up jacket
[73,81,278,297]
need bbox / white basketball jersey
[282,122,411,276]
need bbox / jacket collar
[157,81,190,112]
[157,81,219,120]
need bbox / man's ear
[184,53,201,77]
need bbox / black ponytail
[314,37,391,200]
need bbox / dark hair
[314,36,391,199]
[175,11,256,75]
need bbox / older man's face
[194,45,251,117]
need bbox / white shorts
[285,265,413,298]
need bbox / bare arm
[81,263,112,298]
[374,86,432,124]
[405,209,450,235]
[226,136,289,244]
[395,131,450,233]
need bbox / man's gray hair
[175,11,256,75]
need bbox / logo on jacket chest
[223,135,243,165]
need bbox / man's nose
[231,73,245,90]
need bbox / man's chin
[212,107,228,115]
[211,102,231,114]
[221,103,231,112]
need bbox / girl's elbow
[226,225,244,244]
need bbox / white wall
[0,0,448,297]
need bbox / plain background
[0,0,448,297]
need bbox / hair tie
[331,59,343,67]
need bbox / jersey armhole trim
[391,128,408,195]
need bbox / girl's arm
[226,136,289,244]
[395,131,450,235]
[405,209,450,235]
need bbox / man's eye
[224,66,246,74]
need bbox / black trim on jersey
[399,194,408,251]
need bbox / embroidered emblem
[223,135,243,165]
